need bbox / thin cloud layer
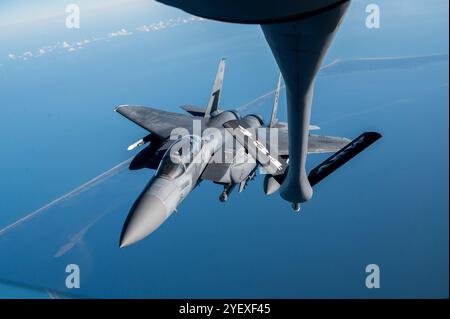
[4,15,205,63]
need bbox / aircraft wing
[115,105,201,139]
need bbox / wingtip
[114,104,129,112]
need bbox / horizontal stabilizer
[308,132,382,186]
[180,105,206,117]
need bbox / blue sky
[0,0,448,298]
[0,0,148,27]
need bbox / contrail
[53,207,113,258]
[237,85,286,112]
[0,158,132,236]
[46,289,62,299]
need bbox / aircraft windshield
[155,135,202,180]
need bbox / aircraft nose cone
[119,194,168,248]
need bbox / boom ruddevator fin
[308,132,382,186]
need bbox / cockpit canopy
[155,135,202,180]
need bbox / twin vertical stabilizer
[204,58,226,117]
[269,73,282,127]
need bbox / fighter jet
[116,59,381,247]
